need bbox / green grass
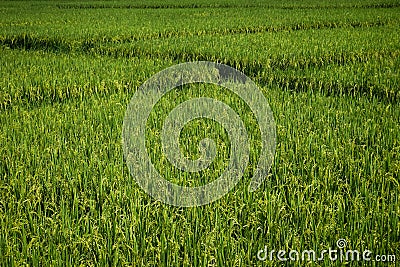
[0,0,399,266]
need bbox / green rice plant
[0,48,174,109]
[0,0,399,266]
[1,3,399,44]
[1,84,399,265]
[88,26,400,101]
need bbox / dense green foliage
[0,0,399,266]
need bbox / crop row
[55,2,400,9]
[1,3,399,106]
[1,26,399,109]
[0,48,173,110]
[1,21,394,54]
[1,77,399,264]
[91,26,400,101]
[50,0,400,9]
[2,26,399,71]
[1,5,399,43]
[1,48,398,111]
